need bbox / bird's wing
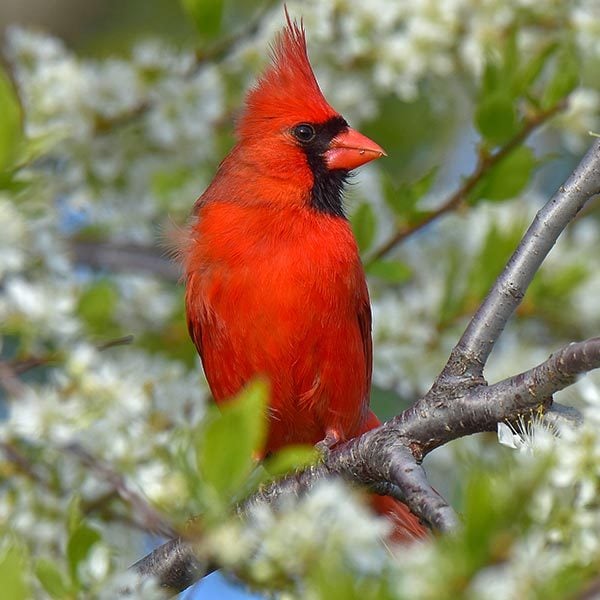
[357,284,373,400]
[185,272,203,358]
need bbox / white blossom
[1,1,599,594]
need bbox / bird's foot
[315,429,341,461]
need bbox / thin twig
[0,361,27,396]
[64,443,177,539]
[97,335,135,351]
[2,335,134,384]
[368,100,568,264]
[0,441,49,486]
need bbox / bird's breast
[187,201,362,300]
[185,201,369,450]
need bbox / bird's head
[235,13,385,217]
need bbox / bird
[183,13,426,541]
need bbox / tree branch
[129,333,600,595]
[439,138,600,382]
[131,537,209,595]
[386,449,459,532]
[70,240,179,281]
[128,341,600,595]
[484,338,600,409]
[368,100,568,264]
[65,443,177,539]
[127,140,600,595]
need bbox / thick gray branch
[387,448,459,532]
[441,139,600,381]
[483,338,600,412]
[131,340,600,593]
[396,337,600,457]
[130,538,208,595]
[131,334,600,595]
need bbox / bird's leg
[315,428,342,460]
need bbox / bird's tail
[360,410,428,542]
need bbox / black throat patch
[295,116,349,218]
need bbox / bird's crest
[237,12,337,139]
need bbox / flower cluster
[208,480,393,595]
[479,374,600,597]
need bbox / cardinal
[184,14,426,540]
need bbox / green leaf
[151,167,192,205]
[501,28,519,83]
[197,379,268,512]
[0,544,29,600]
[471,146,536,202]
[263,445,319,478]
[542,43,579,108]
[309,563,389,600]
[362,93,452,188]
[366,259,412,284]
[409,165,438,200]
[180,0,224,40]
[67,525,101,582]
[0,68,22,174]
[524,262,589,325]
[438,222,525,328]
[512,42,558,97]
[383,167,437,217]
[481,56,502,98]
[19,130,65,165]
[351,202,377,253]
[461,472,499,563]
[67,495,82,536]
[475,93,518,145]
[437,248,466,328]
[76,280,119,335]
[537,264,588,298]
[35,560,70,599]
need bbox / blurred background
[0,0,599,598]
[0,0,196,48]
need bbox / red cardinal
[184,15,426,541]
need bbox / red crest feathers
[237,13,338,140]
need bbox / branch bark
[441,138,600,380]
[128,141,600,596]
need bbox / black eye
[292,123,316,143]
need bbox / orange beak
[324,127,386,171]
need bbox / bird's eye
[292,123,316,143]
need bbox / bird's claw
[315,430,341,461]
